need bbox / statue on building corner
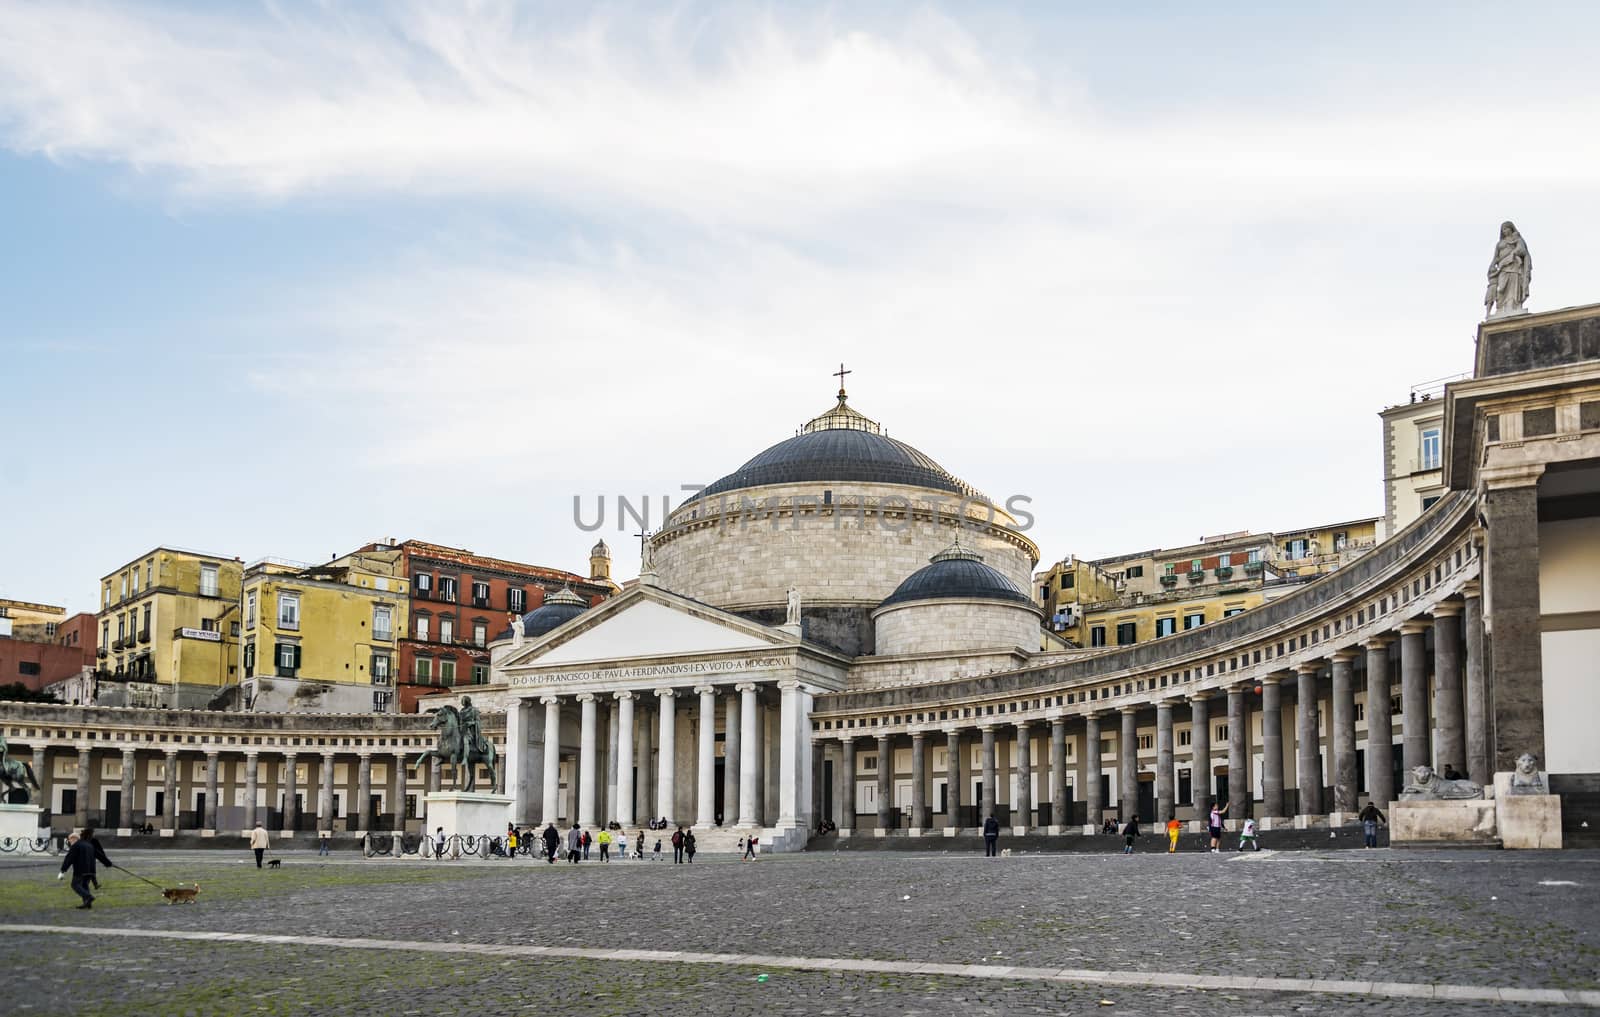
[510,619,524,649]
[786,587,802,626]
[1485,220,1531,319]
[1506,752,1548,795]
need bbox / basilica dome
[517,586,590,639]
[878,539,1034,609]
[872,539,1042,657]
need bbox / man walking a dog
[250,821,270,868]
[58,830,114,909]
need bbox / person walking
[1358,803,1387,848]
[597,828,611,862]
[1207,802,1230,853]
[58,831,113,910]
[1238,817,1261,851]
[982,813,1000,857]
[684,829,696,863]
[1165,816,1182,854]
[82,829,111,890]
[652,837,662,861]
[542,822,560,863]
[1122,815,1141,854]
[635,830,645,861]
[435,826,448,857]
[671,826,685,864]
[250,821,270,868]
[507,825,519,857]
[743,834,757,861]
[567,824,583,863]
[581,829,591,860]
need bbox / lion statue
[1400,764,1484,800]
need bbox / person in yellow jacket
[1165,817,1182,853]
[597,828,612,863]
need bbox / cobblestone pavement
[4,847,1598,1015]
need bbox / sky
[3,2,1598,615]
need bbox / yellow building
[240,548,409,714]
[0,598,68,642]
[1379,383,1453,540]
[1035,516,1381,649]
[96,548,244,709]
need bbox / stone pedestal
[1494,773,1562,850]
[1293,814,1328,830]
[0,804,48,849]
[424,792,512,843]
[1391,799,1499,846]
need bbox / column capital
[1259,673,1282,687]
[1227,681,1251,695]
[575,692,596,703]
[734,682,757,694]
[1118,704,1140,715]
[978,722,997,733]
[693,684,716,697]
[776,678,803,692]
[539,694,560,706]
[910,729,927,742]
[655,687,676,700]
[1400,618,1432,636]
[1156,698,1177,712]
[1186,691,1210,704]
[1294,662,1321,677]
[1460,579,1482,599]
[1331,648,1360,663]
[163,748,179,759]
[205,749,220,759]
[245,750,261,760]
[1362,635,1392,650]
[121,747,136,759]
[613,690,634,701]
[943,725,962,738]
[283,750,299,760]
[321,750,336,762]
[1431,601,1464,618]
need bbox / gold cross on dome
[833,362,852,396]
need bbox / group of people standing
[489,822,704,864]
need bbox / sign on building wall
[508,656,788,687]
[178,627,222,642]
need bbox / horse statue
[0,733,42,805]
[414,704,498,793]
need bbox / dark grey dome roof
[497,587,590,641]
[879,540,1033,610]
[697,394,986,500]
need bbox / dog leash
[112,864,167,891]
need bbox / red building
[354,539,616,712]
[0,611,97,693]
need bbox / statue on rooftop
[1485,220,1531,319]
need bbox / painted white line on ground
[4,923,1597,1008]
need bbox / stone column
[779,681,803,828]
[615,692,635,828]
[1227,686,1249,817]
[1118,708,1138,821]
[1084,714,1103,826]
[1190,694,1212,819]
[910,731,928,832]
[541,696,561,825]
[693,686,716,828]
[163,750,179,831]
[1400,620,1430,774]
[604,698,619,825]
[577,693,598,828]
[944,728,962,832]
[722,692,740,826]
[1294,665,1322,816]
[282,753,299,833]
[204,751,219,833]
[1260,675,1285,818]
[119,748,136,832]
[319,752,336,834]
[244,751,261,830]
[1432,603,1465,775]
[656,689,676,824]
[1011,723,1030,832]
[636,701,654,823]
[980,725,997,821]
[1482,482,1543,769]
[1330,651,1359,814]
[737,683,759,826]
[1462,582,1490,785]
[505,699,535,826]
[31,746,48,815]
[392,752,408,834]
[1364,637,1395,806]
[74,746,91,828]
[839,737,857,832]
[1049,716,1067,831]
[354,754,370,832]
[1155,702,1174,823]
[874,733,893,831]
[429,757,441,795]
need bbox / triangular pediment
[502,588,789,670]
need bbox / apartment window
[101,620,110,648]
[141,604,151,636]
[1421,495,1441,512]
[278,593,300,630]
[1125,565,1143,579]
[1178,730,1192,747]
[1116,622,1137,646]
[1184,612,1205,630]
[19,661,41,677]
[1284,539,1308,560]
[103,585,111,608]
[472,664,489,684]
[373,691,393,713]
[1190,558,1203,573]
[472,581,490,607]
[1419,427,1441,471]
[1354,701,1366,721]
[230,621,240,637]
[200,617,217,632]
[1215,724,1229,742]
[1333,531,1349,552]
[440,618,454,644]
[508,588,526,613]
[440,659,457,686]
[1219,554,1231,568]
[472,622,487,648]
[200,563,219,598]
[275,642,300,676]
[1138,734,1153,750]
[146,560,153,587]
[1163,563,1175,576]
[243,643,256,677]
[415,658,432,684]
[415,616,430,642]
[117,616,126,641]
[372,605,393,642]
[130,569,139,595]
[1247,548,1261,564]
[414,573,433,597]
[1062,572,1076,589]
[120,574,128,599]
[371,654,391,685]
[1155,617,1176,638]
[246,593,256,629]
[1090,626,1107,647]
[439,577,458,603]
[1223,607,1245,618]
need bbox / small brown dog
[161,884,200,904]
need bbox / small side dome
[878,536,1033,609]
[518,586,591,639]
[590,538,611,559]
